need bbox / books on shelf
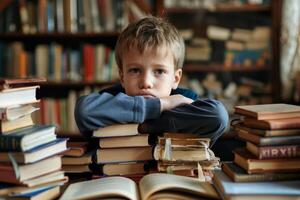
[0,138,67,164]
[234,104,300,120]
[213,170,300,200]
[0,125,57,152]
[246,142,300,159]
[59,173,219,200]
[93,123,139,138]
[222,162,300,182]
[233,148,300,174]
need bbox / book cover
[233,122,300,137]
[234,148,300,174]
[0,138,68,163]
[96,146,153,164]
[93,123,139,138]
[234,104,300,120]
[213,170,300,200]
[59,173,219,200]
[243,117,300,130]
[99,134,150,148]
[237,129,300,146]
[222,162,300,182]
[0,125,56,151]
[246,142,300,159]
[0,78,46,90]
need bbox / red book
[83,44,95,81]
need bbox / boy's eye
[154,69,166,75]
[128,68,141,74]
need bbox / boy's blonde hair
[115,16,185,70]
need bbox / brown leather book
[235,104,300,120]
[0,78,46,90]
[243,117,300,130]
[234,148,300,174]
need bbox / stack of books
[92,124,154,179]
[0,78,68,200]
[212,103,300,200]
[154,133,220,181]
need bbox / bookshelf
[156,0,282,111]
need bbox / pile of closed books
[0,78,68,200]
[212,103,300,200]
[154,133,220,181]
[91,124,155,182]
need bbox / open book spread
[59,173,219,200]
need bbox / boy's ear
[119,69,125,87]
[173,69,182,89]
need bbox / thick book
[234,148,300,174]
[234,103,300,120]
[0,86,39,108]
[63,141,88,157]
[213,170,300,200]
[0,78,46,90]
[100,162,150,176]
[233,122,300,137]
[62,153,92,165]
[0,104,39,121]
[99,134,150,148]
[62,165,91,173]
[59,173,219,200]
[93,123,139,138]
[243,117,300,130]
[96,146,153,164]
[0,114,34,133]
[0,125,56,151]
[237,129,300,146]
[246,142,300,159]
[0,155,62,184]
[7,185,60,200]
[222,162,300,182]
[0,138,67,163]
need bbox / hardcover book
[234,148,300,174]
[0,78,46,90]
[234,103,300,120]
[246,142,300,159]
[222,162,300,182]
[236,129,300,146]
[59,173,219,200]
[213,170,300,200]
[99,134,150,148]
[0,125,56,151]
[0,138,67,163]
[93,123,139,138]
[243,117,300,130]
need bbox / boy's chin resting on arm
[138,98,229,146]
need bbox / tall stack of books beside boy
[212,103,300,199]
[0,78,68,200]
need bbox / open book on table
[59,173,219,200]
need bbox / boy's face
[119,47,182,98]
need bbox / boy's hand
[160,94,193,112]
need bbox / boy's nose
[139,73,153,89]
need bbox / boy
[75,16,228,145]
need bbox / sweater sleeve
[138,98,229,146]
[74,92,161,135]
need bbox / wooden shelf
[0,32,120,40]
[40,80,117,88]
[183,64,270,73]
[163,4,270,14]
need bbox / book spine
[233,171,300,182]
[0,135,22,151]
[253,145,300,159]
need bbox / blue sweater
[75,84,228,145]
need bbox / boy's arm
[138,99,229,146]
[74,92,161,135]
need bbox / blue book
[9,185,60,200]
[0,125,56,152]
[213,170,300,199]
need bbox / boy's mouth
[138,93,155,98]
